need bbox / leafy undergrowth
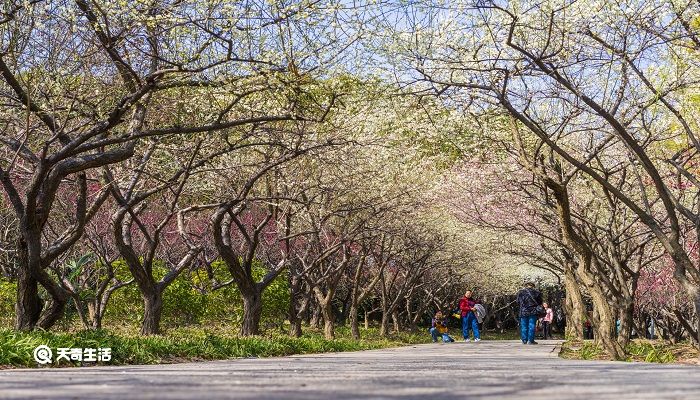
[0,326,432,369]
[560,339,699,364]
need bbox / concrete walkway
[1,340,699,399]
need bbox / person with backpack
[517,282,543,345]
[458,290,481,342]
[429,310,455,343]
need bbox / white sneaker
[464,338,471,342]
[474,338,481,342]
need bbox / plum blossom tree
[374,0,700,353]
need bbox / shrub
[0,278,15,328]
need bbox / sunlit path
[1,341,699,400]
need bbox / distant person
[584,314,594,339]
[517,282,543,345]
[429,311,455,343]
[540,303,553,340]
[459,290,481,342]
[647,317,656,339]
[584,321,592,339]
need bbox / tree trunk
[617,302,634,348]
[589,290,626,360]
[694,295,700,351]
[349,303,360,340]
[320,303,335,340]
[673,309,698,344]
[364,310,370,330]
[287,284,300,337]
[72,295,91,330]
[539,175,619,358]
[15,261,41,331]
[337,294,350,327]
[37,294,69,330]
[93,315,102,330]
[289,318,302,338]
[303,303,311,325]
[32,265,70,331]
[288,269,302,337]
[310,305,322,329]
[241,289,263,336]
[391,310,400,333]
[87,302,103,330]
[379,310,390,337]
[563,268,584,341]
[141,290,163,335]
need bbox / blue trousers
[430,328,453,342]
[462,313,480,339]
[520,315,538,343]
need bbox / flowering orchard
[0,0,698,360]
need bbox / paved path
[1,340,699,399]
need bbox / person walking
[517,282,543,345]
[459,290,481,342]
[540,303,553,340]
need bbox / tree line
[2,0,697,361]
[380,0,700,358]
[0,0,480,339]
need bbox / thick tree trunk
[37,294,69,330]
[617,302,634,348]
[544,179,624,360]
[379,311,390,337]
[589,290,626,360]
[563,268,584,341]
[87,302,103,330]
[141,291,163,335]
[321,302,335,340]
[241,289,263,336]
[573,257,625,359]
[349,303,360,340]
[288,295,302,337]
[34,264,70,330]
[15,261,41,331]
[289,318,302,338]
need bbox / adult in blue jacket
[517,282,543,345]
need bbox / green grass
[560,341,603,360]
[0,325,527,368]
[559,339,697,364]
[0,326,431,368]
[626,341,676,363]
